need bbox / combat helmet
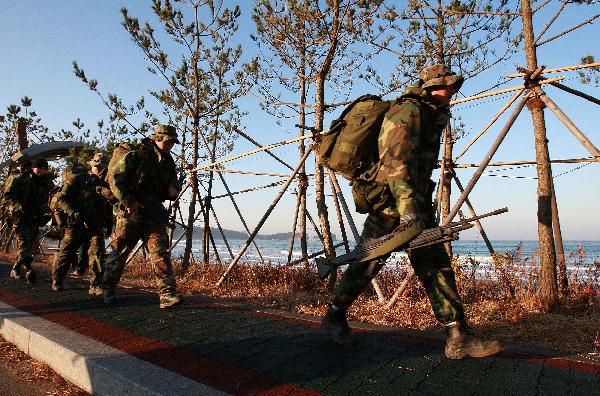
[419,64,464,91]
[87,152,109,168]
[151,124,180,144]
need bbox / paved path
[0,261,599,395]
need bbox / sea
[170,239,600,283]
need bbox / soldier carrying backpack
[319,64,502,360]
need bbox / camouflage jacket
[52,167,113,229]
[108,137,181,213]
[374,86,451,217]
[2,170,55,225]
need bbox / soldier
[3,158,54,283]
[102,125,183,309]
[321,65,502,360]
[50,153,113,294]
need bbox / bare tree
[253,0,384,261]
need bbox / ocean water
[170,238,600,284]
[171,238,600,266]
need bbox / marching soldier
[321,65,502,359]
[3,158,54,283]
[102,125,183,309]
[50,153,113,294]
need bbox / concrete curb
[0,300,228,396]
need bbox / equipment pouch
[351,180,393,214]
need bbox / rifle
[316,207,508,280]
[138,200,188,230]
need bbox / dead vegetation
[0,334,87,396]
[121,245,600,355]
[2,244,599,356]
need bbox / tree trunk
[299,71,309,268]
[441,124,453,256]
[182,117,200,272]
[522,0,558,312]
[314,75,335,259]
[551,180,568,295]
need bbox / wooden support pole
[549,82,600,107]
[453,175,495,254]
[328,177,350,254]
[454,89,525,161]
[445,94,530,225]
[209,205,234,259]
[215,171,266,264]
[551,179,568,295]
[288,242,345,266]
[215,147,313,287]
[326,168,385,303]
[454,157,598,168]
[286,190,302,265]
[537,92,600,157]
[449,77,563,107]
[504,62,600,78]
[15,118,28,151]
[386,267,415,309]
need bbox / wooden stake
[454,89,525,161]
[504,62,600,78]
[537,92,600,157]
[445,94,530,224]
[215,147,314,287]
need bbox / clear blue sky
[1,1,599,242]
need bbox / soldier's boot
[51,280,63,292]
[10,263,23,280]
[88,285,103,296]
[444,320,502,360]
[321,305,355,345]
[159,293,184,309]
[25,269,37,284]
[102,288,117,305]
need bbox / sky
[1,1,599,243]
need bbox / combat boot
[103,288,117,304]
[25,269,37,284]
[444,320,502,359]
[321,305,355,345]
[159,293,184,309]
[10,264,23,280]
[88,286,103,296]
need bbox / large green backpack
[106,142,138,189]
[318,94,395,180]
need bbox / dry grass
[121,246,600,355]
[0,334,87,396]
[3,244,599,356]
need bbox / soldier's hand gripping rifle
[137,201,188,231]
[316,207,508,280]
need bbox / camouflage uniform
[2,164,54,279]
[334,85,463,323]
[324,65,501,359]
[102,126,182,305]
[51,154,113,291]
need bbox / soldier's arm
[378,102,423,215]
[109,151,138,207]
[55,177,80,216]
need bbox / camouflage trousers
[333,211,464,323]
[52,224,105,287]
[12,222,39,272]
[102,215,176,295]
